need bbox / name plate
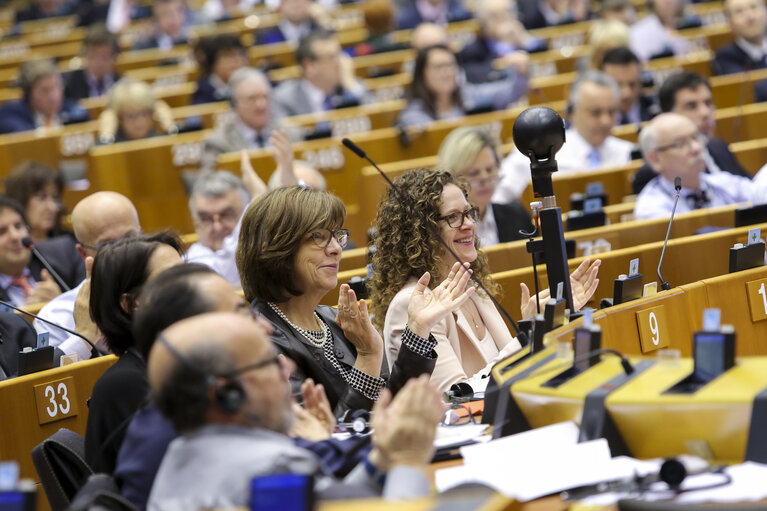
[745,278,767,323]
[33,377,78,425]
[636,306,670,353]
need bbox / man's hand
[289,403,332,441]
[519,258,601,318]
[502,50,530,76]
[27,270,61,305]
[267,130,297,188]
[73,263,101,345]
[300,378,336,435]
[369,375,445,471]
[240,149,268,199]
[407,262,474,338]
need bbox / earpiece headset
[338,409,372,435]
[157,332,245,415]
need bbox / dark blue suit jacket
[0,99,89,134]
[191,76,229,105]
[0,312,37,379]
[713,42,767,75]
[396,0,472,30]
[457,35,548,84]
[255,21,319,45]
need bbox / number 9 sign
[636,306,670,353]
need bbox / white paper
[433,424,491,449]
[459,421,579,466]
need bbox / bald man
[34,191,141,359]
[633,113,755,220]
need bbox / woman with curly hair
[369,169,601,392]
[236,185,475,415]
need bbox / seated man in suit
[0,196,63,307]
[34,192,141,360]
[634,113,755,220]
[495,71,633,203]
[256,0,324,45]
[147,312,443,510]
[457,0,546,84]
[272,30,370,118]
[201,68,294,171]
[132,0,189,51]
[0,59,89,134]
[397,0,472,29]
[64,24,120,101]
[14,0,73,27]
[192,34,248,105]
[713,0,767,75]
[517,0,589,30]
[599,47,659,125]
[632,71,751,194]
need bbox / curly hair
[369,169,500,331]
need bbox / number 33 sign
[34,377,78,425]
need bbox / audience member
[64,24,120,101]
[272,30,370,117]
[634,113,755,219]
[201,68,288,171]
[599,47,659,125]
[370,170,600,392]
[397,0,472,29]
[147,313,444,509]
[628,0,699,61]
[632,71,751,193]
[256,0,325,44]
[201,0,258,22]
[411,22,449,50]
[398,44,528,127]
[585,19,629,70]
[458,0,546,84]
[237,185,475,414]
[34,192,141,361]
[84,232,184,475]
[495,71,632,203]
[15,0,73,26]
[192,34,248,105]
[713,0,767,75]
[0,312,38,380]
[98,79,177,144]
[437,127,533,247]
[0,59,89,134]
[517,0,589,30]
[132,0,189,51]
[0,196,64,307]
[600,0,636,25]
[352,0,409,56]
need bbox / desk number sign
[746,278,767,322]
[33,377,78,425]
[636,305,670,353]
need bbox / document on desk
[435,421,636,502]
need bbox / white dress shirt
[629,14,690,62]
[475,206,500,248]
[634,172,755,220]
[735,36,767,63]
[493,128,634,204]
[185,217,242,288]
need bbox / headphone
[157,332,245,415]
[338,409,372,435]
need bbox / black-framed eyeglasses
[79,229,143,252]
[438,207,479,229]
[655,132,707,153]
[221,352,282,379]
[195,208,240,228]
[308,228,350,248]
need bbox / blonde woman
[437,126,533,247]
[98,78,177,143]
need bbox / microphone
[341,138,530,346]
[657,176,682,291]
[22,237,71,292]
[0,298,102,356]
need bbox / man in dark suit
[517,0,589,30]
[131,0,188,51]
[600,47,659,126]
[712,0,767,75]
[255,0,321,45]
[0,312,38,380]
[632,71,751,194]
[64,24,120,101]
[0,59,89,135]
[397,0,472,29]
[0,196,63,307]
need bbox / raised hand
[407,262,475,338]
[267,130,296,188]
[239,149,267,199]
[300,378,336,435]
[27,269,61,305]
[289,403,332,441]
[519,258,601,318]
[336,284,384,375]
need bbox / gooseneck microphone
[341,138,530,346]
[22,237,71,292]
[0,298,102,356]
[657,177,682,291]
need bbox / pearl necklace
[268,302,330,348]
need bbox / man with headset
[147,312,444,509]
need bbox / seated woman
[236,185,474,415]
[3,161,84,289]
[370,170,600,392]
[192,33,248,105]
[397,44,528,127]
[97,78,177,144]
[437,127,533,247]
[84,232,184,474]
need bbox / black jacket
[632,137,751,194]
[252,300,437,416]
[713,42,767,76]
[64,69,120,101]
[0,312,38,379]
[457,36,548,84]
[493,202,535,243]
